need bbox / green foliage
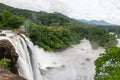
[97,25,120,38]
[0,11,25,29]
[69,26,117,48]
[27,22,117,51]
[0,3,118,51]
[0,3,69,26]
[86,28,117,48]
[0,58,11,68]
[94,46,120,80]
[28,23,80,51]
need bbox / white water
[1,30,120,80]
[117,39,120,47]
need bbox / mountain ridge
[78,19,115,25]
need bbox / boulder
[0,34,6,36]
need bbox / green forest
[0,3,118,51]
[0,3,120,79]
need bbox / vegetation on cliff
[0,40,19,74]
[94,46,120,80]
[0,58,11,68]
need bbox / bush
[0,58,11,68]
[94,46,120,80]
[0,11,25,29]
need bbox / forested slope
[0,3,118,51]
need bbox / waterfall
[0,30,63,80]
[1,30,120,80]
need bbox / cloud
[0,0,120,25]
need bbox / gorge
[0,3,120,80]
[1,30,118,80]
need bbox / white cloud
[0,0,120,25]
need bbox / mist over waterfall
[2,30,120,80]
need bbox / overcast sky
[1,0,120,25]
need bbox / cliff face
[0,39,26,80]
[0,65,25,80]
[0,39,18,74]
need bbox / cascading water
[0,30,63,80]
[0,30,120,80]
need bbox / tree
[94,46,120,80]
[0,11,25,28]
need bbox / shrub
[0,58,11,68]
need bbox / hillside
[0,3,70,26]
[0,3,118,51]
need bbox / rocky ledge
[0,65,25,80]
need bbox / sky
[0,0,120,25]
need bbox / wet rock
[0,34,6,36]
[0,65,25,80]
[13,29,26,35]
[86,58,90,61]
[0,40,18,74]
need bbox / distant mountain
[78,19,114,25]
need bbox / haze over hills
[78,19,115,26]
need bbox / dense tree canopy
[27,23,80,51]
[27,22,117,51]
[0,3,118,51]
[94,46,120,80]
[0,3,70,26]
[0,11,25,29]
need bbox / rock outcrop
[0,40,18,74]
[0,65,25,80]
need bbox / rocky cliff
[0,39,25,80]
[0,39,18,73]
